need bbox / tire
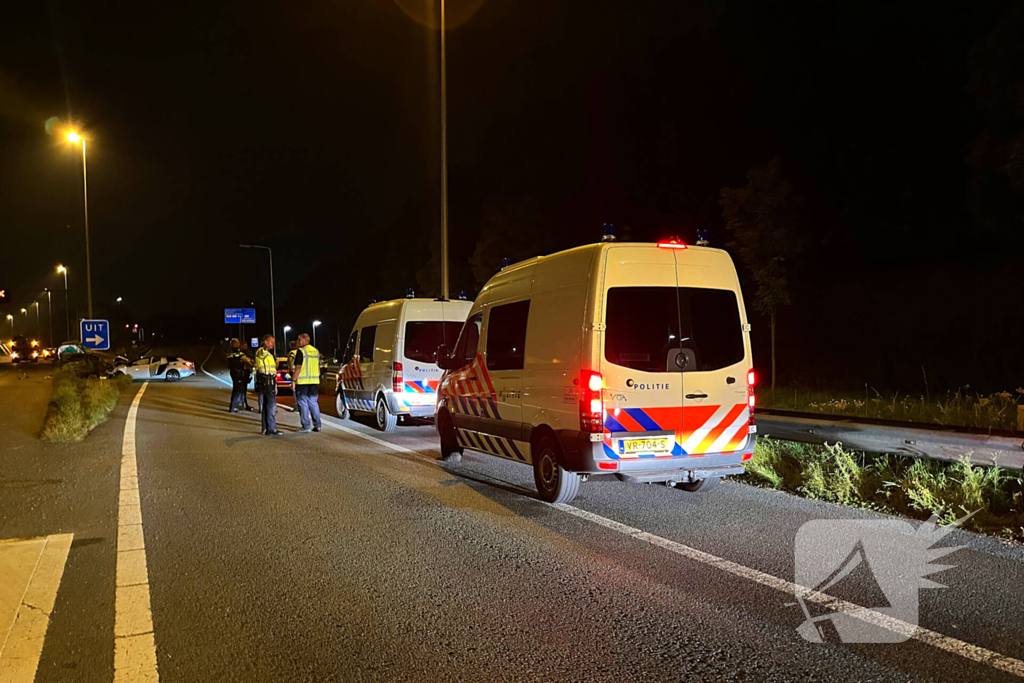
[166,369,180,382]
[375,395,397,432]
[437,410,462,463]
[678,477,720,492]
[532,435,581,504]
[335,391,350,420]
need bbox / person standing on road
[287,340,298,374]
[291,333,322,433]
[227,338,256,413]
[255,334,282,436]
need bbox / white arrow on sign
[86,335,105,345]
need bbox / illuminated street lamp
[57,265,70,341]
[283,325,292,350]
[65,131,93,318]
[312,320,321,347]
[6,314,13,337]
[32,301,40,340]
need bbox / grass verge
[42,370,134,443]
[760,386,1023,431]
[739,439,1024,542]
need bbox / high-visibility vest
[255,348,277,374]
[288,348,297,371]
[295,345,320,385]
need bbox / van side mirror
[436,344,455,370]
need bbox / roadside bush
[739,438,1024,542]
[42,370,132,443]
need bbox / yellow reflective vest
[295,345,320,385]
[255,348,277,375]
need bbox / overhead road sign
[225,308,256,324]
[80,320,110,350]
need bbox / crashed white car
[111,356,195,382]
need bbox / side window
[341,330,358,363]
[358,325,377,363]
[453,313,482,368]
[486,300,530,371]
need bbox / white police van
[436,239,756,503]
[336,296,472,431]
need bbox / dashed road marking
[114,382,158,682]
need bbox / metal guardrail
[757,409,1024,470]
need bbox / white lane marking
[199,346,231,388]
[114,382,158,682]
[0,534,73,683]
[319,416,1024,676]
[322,419,418,454]
[550,503,1024,678]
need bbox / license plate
[618,437,671,455]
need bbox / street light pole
[57,265,69,341]
[43,289,53,348]
[33,301,40,340]
[6,314,12,338]
[283,325,291,351]
[439,0,449,300]
[66,132,93,318]
[312,320,321,347]
[239,245,276,342]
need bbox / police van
[435,239,756,504]
[336,296,473,431]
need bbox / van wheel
[437,411,462,463]
[678,477,720,492]
[335,391,349,420]
[532,436,580,504]
[375,396,397,433]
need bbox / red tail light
[657,240,687,249]
[393,362,403,393]
[747,369,756,416]
[580,370,604,433]
[598,461,618,471]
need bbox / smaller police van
[435,238,756,504]
[336,296,472,431]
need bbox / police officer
[254,334,282,436]
[291,332,322,432]
[227,338,255,413]
[288,340,298,374]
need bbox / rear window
[605,287,743,373]
[404,321,463,364]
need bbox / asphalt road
[4,348,1024,682]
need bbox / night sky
[1,1,1021,391]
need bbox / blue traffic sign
[80,319,110,350]
[225,308,256,324]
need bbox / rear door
[674,283,750,456]
[601,246,684,460]
[401,315,463,408]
